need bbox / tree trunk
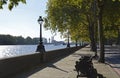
[87,15,97,53]
[117,27,120,45]
[75,38,78,47]
[98,0,105,63]
[93,0,98,56]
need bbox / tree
[97,0,105,63]
[45,0,120,63]
[45,0,98,53]
[103,0,120,45]
[0,0,26,10]
[96,0,120,63]
[25,36,33,44]
[0,35,16,45]
[45,0,82,32]
[0,34,41,45]
[15,36,25,44]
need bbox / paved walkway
[13,47,120,78]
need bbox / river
[0,44,74,58]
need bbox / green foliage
[45,0,90,42]
[0,34,16,44]
[45,0,120,43]
[0,0,7,9]
[45,0,82,32]
[102,0,120,40]
[0,0,26,10]
[0,34,39,45]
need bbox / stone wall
[0,46,85,78]
[44,46,81,62]
[0,53,41,78]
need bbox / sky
[0,0,64,41]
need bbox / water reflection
[0,45,37,58]
[0,44,72,58]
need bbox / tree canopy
[0,34,47,45]
[45,0,120,43]
[45,0,90,42]
[0,0,26,10]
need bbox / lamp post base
[36,44,45,63]
[36,44,45,52]
[67,44,70,48]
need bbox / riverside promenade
[12,46,120,78]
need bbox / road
[105,45,120,76]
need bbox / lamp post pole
[36,16,45,62]
[67,29,70,48]
[40,19,42,45]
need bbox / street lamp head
[38,16,43,24]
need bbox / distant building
[50,36,65,45]
[43,38,47,44]
[33,37,47,44]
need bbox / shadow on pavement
[11,54,70,78]
[97,73,106,78]
[48,64,69,73]
[105,46,120,68]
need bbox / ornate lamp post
[36,16,45,62]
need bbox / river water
[0,44,74,58]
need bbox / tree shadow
[97,73,106,78]
[47,64,69,73]
[105,45,120,66]
[11,54,70,78]
[105,51,120,66]
[106,56,120,69]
